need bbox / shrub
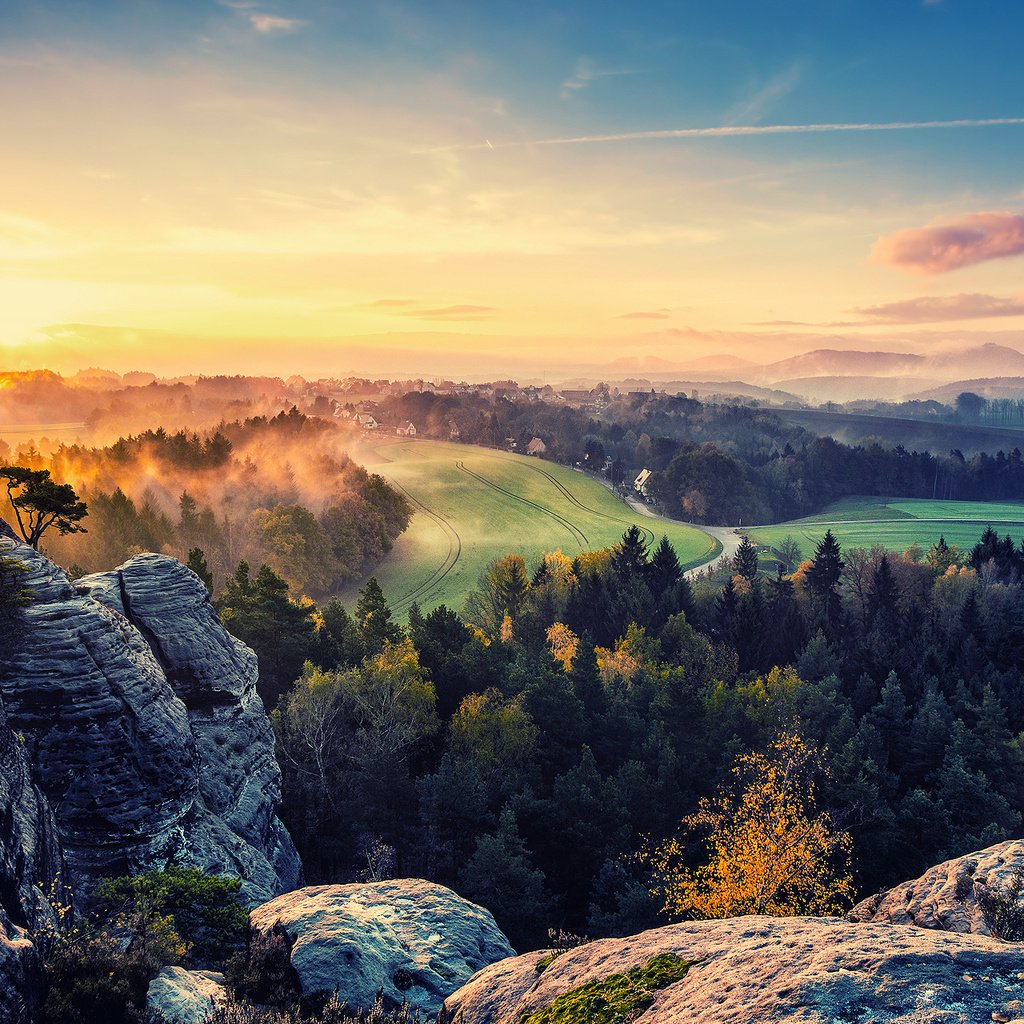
[979,864,1024,941]
[92,866,248,968]
[225,924,301,1009]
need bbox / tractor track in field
[387,480,463,611]
[455,460,590,549]
[518,461,656,545]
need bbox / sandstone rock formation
[440,916,1024,1024]
[0,537,301,907]
[0,692,64,1024]
[147,966,228,1024]
[249,879,515,1015]
[850,838,1024,935]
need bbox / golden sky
[2,1,1024,377]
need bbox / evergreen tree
[356,576,402,656]
[805,530,844,630]
[734,535,759,580]
[186,547,213,593]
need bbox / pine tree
[805,530,844,630]
[734,535,759,580]
[186,547,213,593]
[356,576,402,656]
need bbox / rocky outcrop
[249,879,515,1015]
[0,538,301,907]
[850,838,1024,935]
[0,692,64,1024]
[441,916,1024,1024]
[147,966,227,1024]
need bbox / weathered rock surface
[0,538,301,906]
[441,916,1024,1024]
[0,690,64,1024]
[850,838,1024,935]
[249,879,515,1015]
[147,966,227,1024]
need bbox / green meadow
[747,496,1024,563]
[342,438,718,615]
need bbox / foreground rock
[0,539,301,906]
[441,916,1024,1024]
[147,967,228,1024]
[850,838,1024,935]
[249,879,515,1015]
[0,639,65,1024]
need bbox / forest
[211,519,1024,950]
[1,409,410,597]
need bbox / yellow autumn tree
[642,731,854,919]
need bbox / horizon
[2,1,1024,376]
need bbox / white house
[396,421,417,436]
[356,414,379,430]
[634,468,652,497]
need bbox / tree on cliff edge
[1,466,88,549]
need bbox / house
[634,468,652,497]
[356,414,379,430]
[526,437,547,456]
[396,421,417,437]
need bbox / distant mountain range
[602,343,1024,404]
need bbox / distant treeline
[380,391,1024,523]
[3,408,410,596]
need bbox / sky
[1,0,1024,378]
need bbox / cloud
[618,309,672,320]
[726,64,804,125]
[560,58,635,100]
[405,304,495,320]
[852,293,1024,323]
[871,212,1024,274]
[454,117,1024,150]
[249,14,306,34]
[370,298,417,308]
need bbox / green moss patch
[520,952,693,1024]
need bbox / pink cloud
[853,293,1024,323]
[872,212,1024,274]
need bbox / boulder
[147,966,227,1024]
[850,838,1024,935]
[249,879,515,1015]
[0,540,301,906]
[440,916,1024,1024]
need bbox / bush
[225,924,301,1009]
[40,932,154,1024]
[92,866,248,968]
[979,864,1024,941]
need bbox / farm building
[356,414,379,430]
[526,437,547,455]
[634,468,652,497]
[396,421,417,436]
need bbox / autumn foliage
[642,731,854,920]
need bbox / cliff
[0,535,301,907]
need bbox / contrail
[456,117,1024,150]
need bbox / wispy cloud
[454,117,1024,150]
[406,304,495,320]
[249,14,306,34]
[618,309,672,320]
[726,63,804,125]
[560,58,635,100]
[218,1,306,34]
[871,212,1024,274]
[852,293,1024,323]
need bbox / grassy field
[747,496,1024,562]
[341,438,718,616]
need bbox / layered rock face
[249,879,515,1015]
[850,838,1024,935]
[0,539,301,907]
[0,697,65,1024]
[441,916,1024,1024]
